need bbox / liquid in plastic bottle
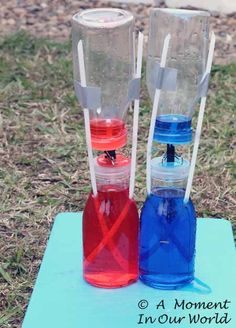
[139,187,196,289]
[83,155,139,288]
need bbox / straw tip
[165,33,171,42]
[210,31,216,48]
[138,31,144,40]
[77,40,83,50]
[183,198,189,205]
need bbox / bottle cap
[73,8,133,29]
[94,154,130,190]
[151,156,189,182]
[90,119,128,151]
[154,115,192,145]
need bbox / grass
[0,31,235,327]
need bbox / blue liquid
[139,188,196,289]
[154,114,192,144]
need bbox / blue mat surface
[22,213,236,328]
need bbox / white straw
[77,40,98,197]
[129,32,144,199]
[184,32,215,204]
[146,34,171,195]
[133,30,136,79]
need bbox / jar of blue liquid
[139,156,196,289]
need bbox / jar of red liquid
[83,153,139,288]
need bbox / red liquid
[90,118,127,150]
[83,188,139,288]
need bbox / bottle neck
[96,180,130,192]
[96,184,129,193]
[150,187,186,198]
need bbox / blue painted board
[22,213,236,328]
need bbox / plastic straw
[85,200,131,265]
[85,197,129,270]
[146,34,171,195]
[129,32,144,199]
[184,32,216,204]
[77,40,97,197]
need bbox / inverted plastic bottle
[146,9,210,144]
[139,157,196,289]
[83,154,139,288]
[72,8,134,151]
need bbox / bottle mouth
[151,8,210,18]
[73,8,134,29]
[96,153,130,168]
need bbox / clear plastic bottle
[139,156,196,289]
[72,8,134,150]
[83,154,139,288]
[146,9,209,144]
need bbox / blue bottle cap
[154,114,192,144]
